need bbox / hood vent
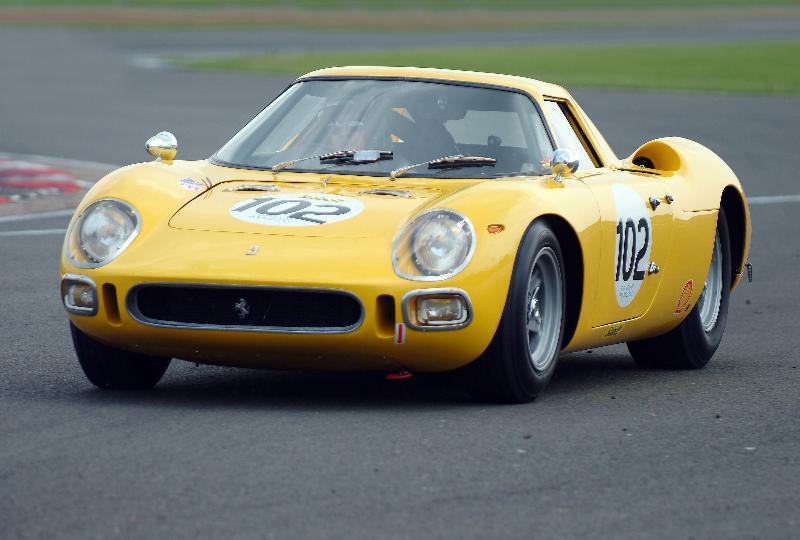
[359,188,411,198]
[223,184,279,192]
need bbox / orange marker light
[487,224,505,234]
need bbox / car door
[541,98,676,326]
[582,171,676,326]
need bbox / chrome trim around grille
[126,282,365,334]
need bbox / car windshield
[214,79,555,179]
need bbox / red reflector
[385,370,413,380]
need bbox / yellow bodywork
[61,66,751,372]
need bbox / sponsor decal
[179,178,206,191]
[612,184,653,307]
[674,279,694,315]
[245,245,260,256]
[230,193,364,227]
[394,322,406,345]
[604,323,624,337]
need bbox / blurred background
[2,2,799,539]
[1,0,798,168]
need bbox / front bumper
[61,227,511,372]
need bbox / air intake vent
[128,284,363,333]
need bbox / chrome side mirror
[549,148,579,182]
[145,131,177,162]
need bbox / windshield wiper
[390,155,496,180]
[271,149,393,178]
[320,149,393,164]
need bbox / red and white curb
[0,158,92,204]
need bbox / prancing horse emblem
[234,298,250,320]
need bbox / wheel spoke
[698,231,723,333]
[523,247,562,373]
[527,317,540,333]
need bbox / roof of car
[299,66,569,101]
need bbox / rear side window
[542,100,597,171]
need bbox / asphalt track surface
[2,27,799,539]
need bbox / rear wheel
[627,207,732,369]
[70,323,171,389]
[466,221,566,403]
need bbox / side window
[542,100,597,170]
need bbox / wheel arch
[537,214,583,348]
[720,185,749,289]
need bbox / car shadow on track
[74,348,647,409]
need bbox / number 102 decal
[615,217,649,282]
[612,184,653,307]
[230,193,364,227]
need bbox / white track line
[0,209,75,224]
[0,228,66,237]
[0,152,117,172]
[0,147,796,231]
[1,193,798,227]
[748,194,800,205]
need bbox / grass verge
[174,41,800,95]
[2,5,799,30]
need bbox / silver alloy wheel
[698,231,723,333]
[525,247,563,371]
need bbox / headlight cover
[393,208,475,281]
[66,198,141,268]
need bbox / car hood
[169,175,472,239]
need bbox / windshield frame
[210,76,559,179]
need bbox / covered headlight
[393,209,475,281]
[66,199,141,268]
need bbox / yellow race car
[61,66,751,403]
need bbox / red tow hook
[385,370,413,381]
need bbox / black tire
[466,221,566,403]
[627,207,732,369]
[70,323,171,389]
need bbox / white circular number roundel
[612,184,653,307]
[230,193,364,227]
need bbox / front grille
[128,284,363,333]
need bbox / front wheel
[466,221,566,403]
[627,207,732,369]
[70,323,171,389]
